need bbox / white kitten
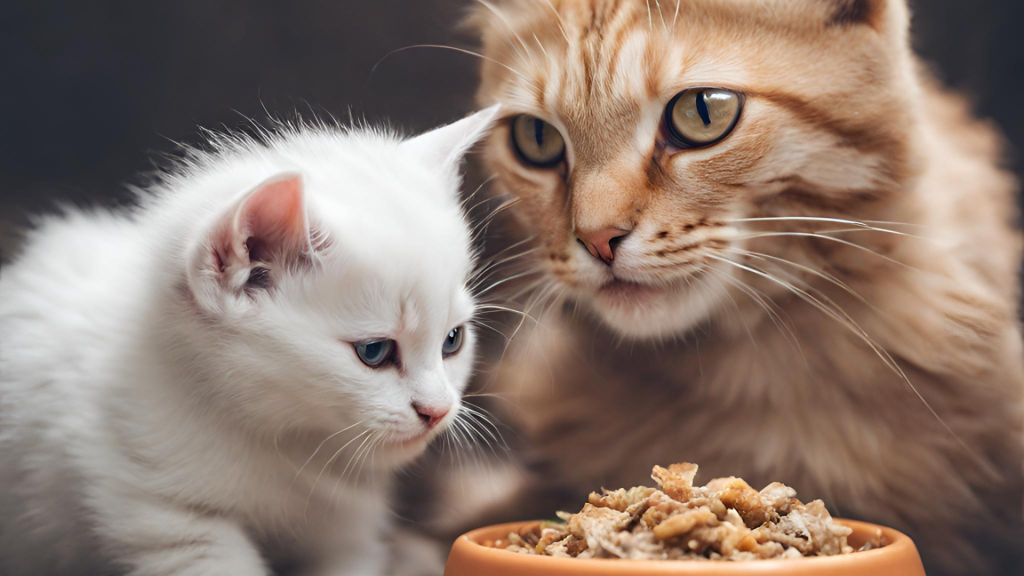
[0,105,501,576]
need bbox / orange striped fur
[463,1,1024,574]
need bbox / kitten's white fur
[0,105,500,576]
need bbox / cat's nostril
[413,403,449,430]
[575,227,631,266]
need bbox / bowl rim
[451,518,919,572]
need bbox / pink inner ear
[239,173,307,255]
[213,173,308,273]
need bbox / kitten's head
[176,106,500,466]
[474,0,918,338]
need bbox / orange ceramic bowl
[444,520,925,576]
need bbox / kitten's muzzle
[413,402,449,430]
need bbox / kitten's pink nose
[576,226,631,265]
[413,403,449,430]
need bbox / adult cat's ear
[825,0,907,35]
[402,104,502,170]
[188,172,308,310]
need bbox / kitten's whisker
[353,431,384,490]
[461,414,503,470]
[461,403,510,452]
[371,44,528,81]
[288,420,365,503]
[303,428,370,523]
[452,416,485,470]
[336,430,377,495]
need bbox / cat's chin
[374,428,442,465]
[587,279,716,340]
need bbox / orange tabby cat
[466,0,1023,574]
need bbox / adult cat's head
[159,106,500,466]
[474,0,919,338]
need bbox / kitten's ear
[188,172,309,309]
[402,104,502,170]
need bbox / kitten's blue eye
[442,326,464,357]
[354,339,397,368]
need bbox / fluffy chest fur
[0,107,500,575]
[466,1,1024,575]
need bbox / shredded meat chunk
[487,463,869,561]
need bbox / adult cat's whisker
[727,216,931,240]
[371,44,528,81]
[533,0,571,44]
[471,197,524,244]
[710,268,806,362]
[474,269,546,298]
[731,232,922,271]
[469,236,537,279]
[475,0,534,66]
[532,32,548,58]
[727,248,885,318]
[707,254,998,478]
[479,276,557,392]
[464,190,509,217]
[475,304,538,323]
[459,175,497,212]
[469,319,508,341]
[691,272,755,346]
[468,247,541,291]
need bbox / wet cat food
[486,463,884,561]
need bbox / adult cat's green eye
[354,339,396,368]
[666,88,743,148]
[442,326,464,357]
[510,115,566,167]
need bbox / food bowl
[444,519,925,576]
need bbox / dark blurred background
[1,0,1022,257]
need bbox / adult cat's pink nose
[413,403,449,430]
[576,226,631,265]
